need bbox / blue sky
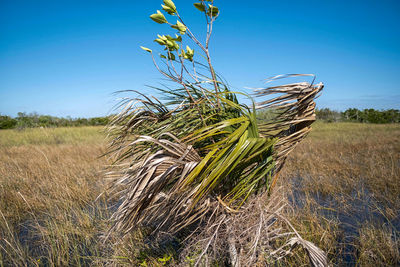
[1,0,399,118]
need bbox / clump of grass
[357,225,400,266]
[282,188,343,265]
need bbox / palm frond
[105,72,323,239]
[103,2,328,265]
[107,133,201,235]
[253,74,324,176]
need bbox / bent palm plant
[106,0,324,265]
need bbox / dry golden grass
[279,122,400,265]
[1,145,104,220]
[1,123,399,266]
[283,122,400,204]
[0,126,105,147]
[358,225,400,266]
[0,127,112,266]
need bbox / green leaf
[177,20,186,29]
[173,41,179,51]
[174,34,182,42]
[193,3,206,12]
[162,5,175,15]
[171,20,187,34]
[167,40,178,51]
[207,5,219,17]
[163,0,176,12]
[140,46,152,53]
[185,45,194,61]
[165,35,174,41]
[157,34,168,41]
[154,38,166,45]
[167,52,176,60]
[180,49,187,59]
[166,40,174,47]
[150,10,167,24]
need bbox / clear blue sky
[1,0,399,118]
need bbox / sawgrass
[0,127,110,266]
[0,126,105,147]
[280,121,400,265]
[1,123,399,265]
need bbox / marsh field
[0,123,399,266]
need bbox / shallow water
[287,176,400,266]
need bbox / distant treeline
[258,108,400,124]
[316,108,400,123]
[0,112,110,129]
[1,108,399,129]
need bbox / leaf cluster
[142,0,220,65]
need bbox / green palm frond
[105,73,323,237]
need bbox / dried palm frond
[285,237,328,267]
[253,74,324,175]
[180,186,328,267]
[107,134,201,235]
[252,75,323,194]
